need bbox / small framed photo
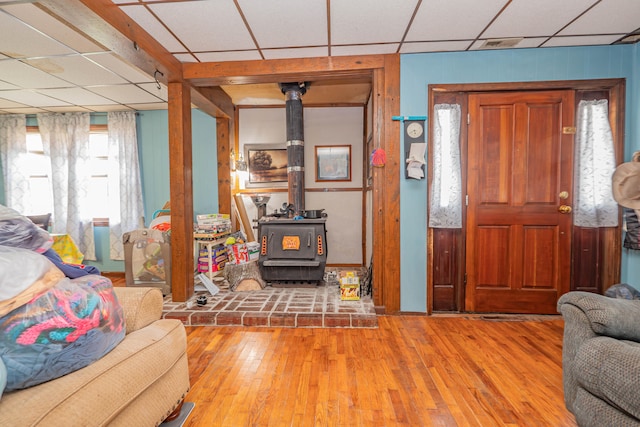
[315,145,351,182]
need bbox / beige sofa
[0,287,190,427]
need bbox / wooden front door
[465,90,575,314]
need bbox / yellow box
[340,283,360,300]
[339,271,360,300]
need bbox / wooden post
[168,82,194,302]
[217,117,231,216]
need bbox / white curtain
[0,115,29,214]
[107,111,144,260]
[429,103,462,228]
[573,100,618,227]
[37,112,96,260]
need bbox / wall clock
[406,121,424,139]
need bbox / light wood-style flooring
[180,314,576,426]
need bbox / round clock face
[407,122,424,139]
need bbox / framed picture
[245,144,288,187]
[315,145,351,182]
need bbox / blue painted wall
[85,108,217,273]
[400,44,640,312]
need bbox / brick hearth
[162,280,377,328]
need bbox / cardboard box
[339,271,360,300]
[226,243,249,265]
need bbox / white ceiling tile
[0,60,71,89]
[543,34,623,47]
[483,0,595,38]
[88,53,154,83]
[0,90,71,107]
[0,79,18,90]
[149,1,255,52]
[85,104,134,112]
[137,82,168,101]
[469,37,549,50]
[331,44,399,56]
[3,4,105,54]
[237,0,327,48]
[119,5,186,52]
[174,53,199,62]
[1,107,48,114]
[195,51,262,62]
[0,97,27,108]
[37,87,117,105]
[559,0,640,36]
[42,106,93,113]
[23,56,127,86]
[401,40,471,53]
[263,47,328,60]
[406,0,507,41]
[124,103,168,111]
[0,10,75,58]
[87,84,163,104]
[331,0,418,44]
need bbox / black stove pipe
[280,82,308,216]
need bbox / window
[25,125,109,222]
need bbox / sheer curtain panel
[574,100,618,228]
[0,115,29,213]
[107,111,144,260]
[37,113,96,260]
[429,104,462,228]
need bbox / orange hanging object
[370,148,386,167]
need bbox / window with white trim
[25,125,109,221]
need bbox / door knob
[558,205,572,214]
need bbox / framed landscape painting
[245,144,288,187]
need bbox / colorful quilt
[0,275,125,391]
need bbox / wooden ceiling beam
[38,0,181,82]
[191,86,235,119]
[38,0,229,117]
[184,55,382,86]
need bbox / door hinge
[563,126,577,134]
[466,195,469,206]
[464,273,467,285]
[467,113,470,125]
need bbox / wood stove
[258,217,327,283]
[256,81,328,285]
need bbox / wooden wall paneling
[168,82,194,302]
[570,227,601,293]
[432,229,459,311]
[217,118,231,216]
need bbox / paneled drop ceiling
[0,0,638,113]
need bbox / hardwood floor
[180,315,576,426]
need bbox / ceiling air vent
[479,38,523,49]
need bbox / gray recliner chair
[557,291,640,426]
